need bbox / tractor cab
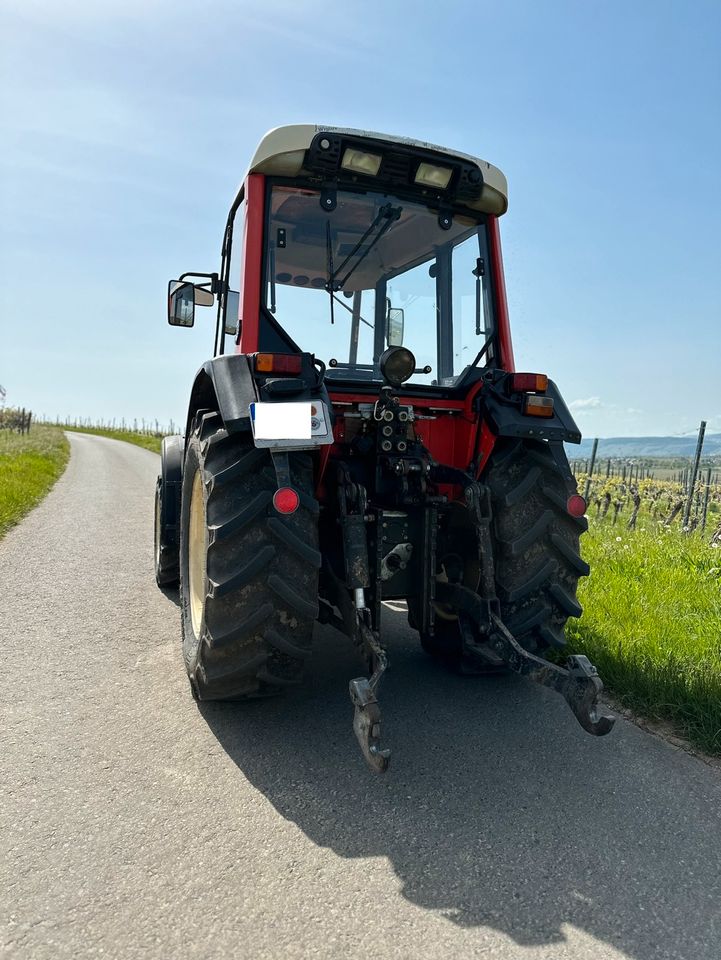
[223,125,511,390]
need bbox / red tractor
[156,124,614,772]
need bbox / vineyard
[569,467,721,542]
[569,421,721,543]
[567,433,721,754]
[0,406,33,434]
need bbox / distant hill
[567,434,721,459]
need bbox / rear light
[255,353,303,375]
[523,395,554,418]
[272,487,300,514]
[511,373,548,392]
[567,494,587,518]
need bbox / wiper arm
[326,219,335,325]
[334,203,402,291]
[330,291,373,329]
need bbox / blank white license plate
[249,401,332,447]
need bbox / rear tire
[486,438,589,653]
[416,438,588,665]
[179,412,321,700]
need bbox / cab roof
[246,124,508,216]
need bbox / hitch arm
[489,615,615,736]
[435,580,614,737]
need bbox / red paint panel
[237,174,265,354]
[488,215,515,372]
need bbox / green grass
[568,521,721,754]
[0,426,70,539]
[64,425,163,454]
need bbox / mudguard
[184,354,258,440]
[481,376,582,445]
[184,352,333,443]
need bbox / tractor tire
[485,438,589,653]
[154,435,183,588]
[179,411,320,700]
[155,478,180,587]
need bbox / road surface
[2,432,720,959]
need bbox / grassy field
[0,426,70,539]
[64,425,163,454]
[569,520,721,754]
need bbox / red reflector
[511,372,548,393]
[256,353,303,375]
[273,487,300,514]
[567,494,587,518]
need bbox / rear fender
[481,375,582,445]
[184,354,257,441]
[184,353,333,460]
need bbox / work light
[341,148,382,177]
[379,347,416,387]
[414,162,453,190]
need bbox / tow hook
[349,616,391,773]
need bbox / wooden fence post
[682,421,706,530]
[584,438,599,502]
[701,467,712,535]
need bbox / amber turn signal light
[511,372,548,392]
[523,395,554,418]
[255,353,303,375]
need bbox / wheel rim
[188,468,207,637]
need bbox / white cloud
[569,397,602,411]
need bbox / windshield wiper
[330,291,373,329]
[325,219,335,325]
[333,203,402,291]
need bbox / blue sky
[1,0,719,437]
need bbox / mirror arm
[179,271,222,295]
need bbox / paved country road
[2,432,720,960]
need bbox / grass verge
[0,426,70,539]
[568,522,721,755]
[64,426,163,454]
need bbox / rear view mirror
[387,307,405,347]
[168,280,195,327]
[224,290,240,336]
[194,287,214,307]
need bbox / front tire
[179,412,321,700]
[154,478,180,587]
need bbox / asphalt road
[2,432,720,960]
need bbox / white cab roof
[246,124,508,216]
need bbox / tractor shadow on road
[199,607,721,959]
